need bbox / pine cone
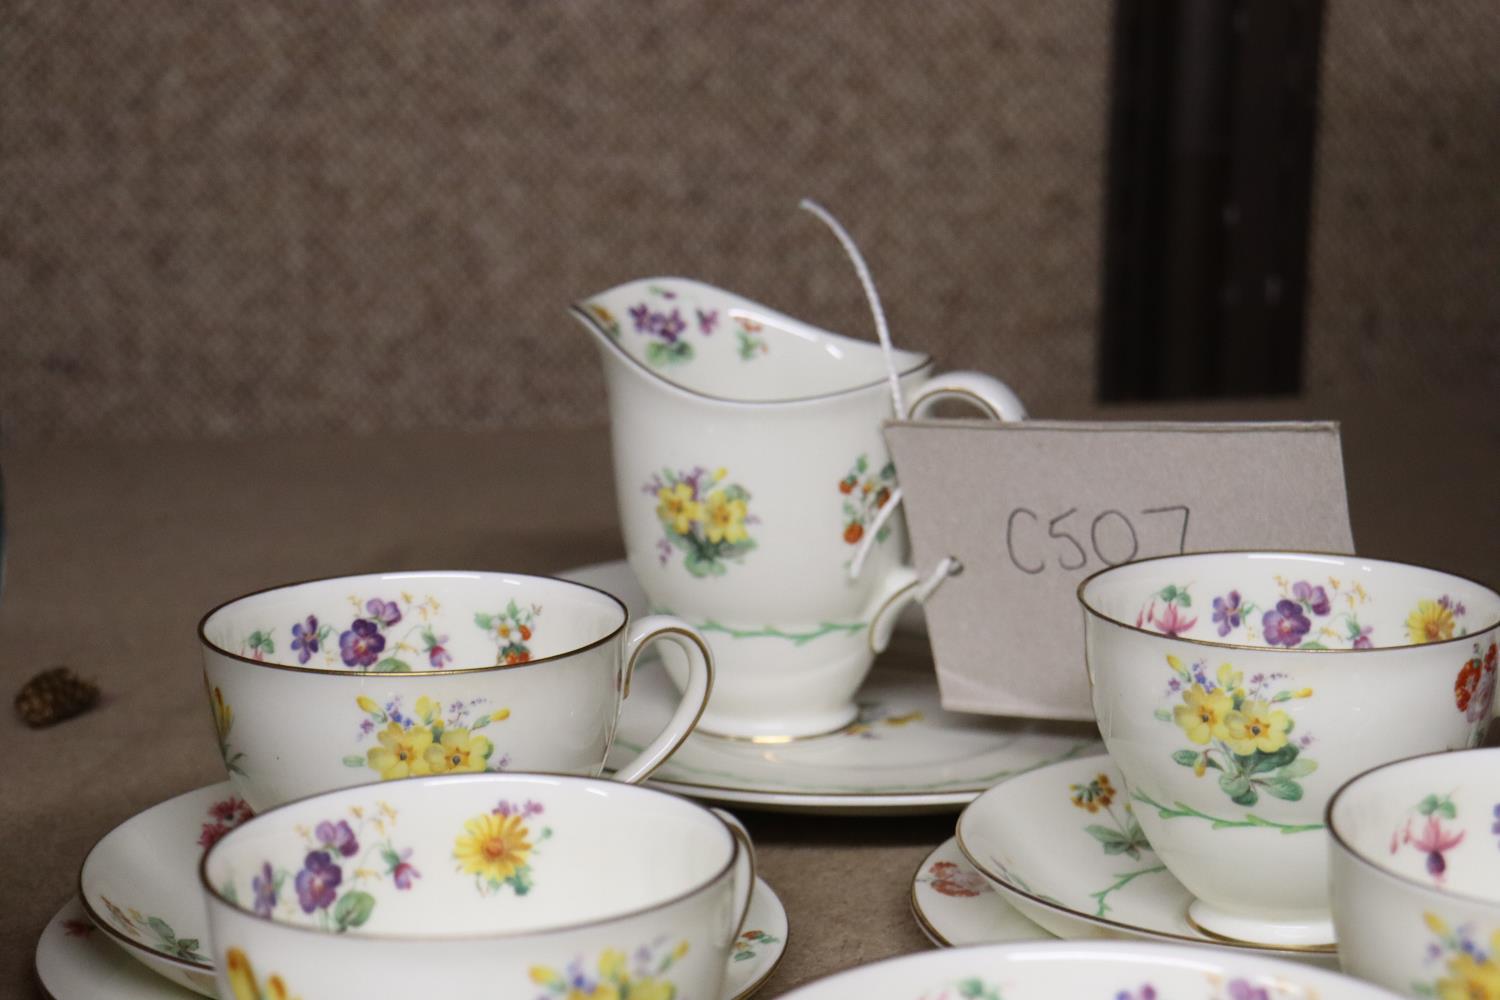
[15,666,100,728]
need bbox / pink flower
[1150,602,1198,638]
[1412,815,1465,879]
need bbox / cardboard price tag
[883,419,1355,721]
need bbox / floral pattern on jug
[346,694,512,781]
[474,599,541,665]
[1413,912,1500,998]
[1151,655,1318,811]
[621,283,722,367]
[239,802,417,934]
[455,799,550,897]
[645,466,757,577]
[1136,575,1375,648]
[1453,640,1498,723]
[839,453,897,547]
[98,897,209,964]
[224,947,300,1000]
[529,938,689,998]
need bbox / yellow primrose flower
[356,694,380,715]
[1437,952,1500,1000]
[1173,684,1233,745]
[414,696,440,724]
[224,948,259,1000]
[1407,600,1457,644]
[622,978,673,1000]
[671,940,690,960]
[1223,700,1291,755]
[703,490,748,545]
[1166,654,1184,673]
[454,812,533,883]
[424,727,491,774]
[656,482,704,535]
[1216,663,1242,692]
[599,949,628,979]
[1424,911,1451,936]
[366,722,435,780]
[530,966,560,986]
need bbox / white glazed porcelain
[199,570,713,811]
[955,753,1336,966]
[1080,551,1500,949]
[39,887,787,1000]
[1328,747,1500,997]
[573,277,1025,738]
[910,838,1051,948]
[777,940,1396,999]
[200,772,754,998]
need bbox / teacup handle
[611,615,715,784]
[711,807,758,940]
[848,370,1026,582]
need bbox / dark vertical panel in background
[1099,0,1325,401]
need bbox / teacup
[199,571,713,810]
[574,277,1026,738]
[1329,747,1500,996]
[1079,551,1500,948]
[200,772,754,997]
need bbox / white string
[916,555,961,605]
[798,198,905,419]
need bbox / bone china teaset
[42,277,1500,1000]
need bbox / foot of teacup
[695,702,860,741]
[1185,899,1337,950]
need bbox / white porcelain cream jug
[573,277,1025,738]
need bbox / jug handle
[847,372,1026,580]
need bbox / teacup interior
[1081,553,1500,651]
[201,572,625,671]
[205,774,734,936]
[577,278,929,403]
[1330,749,1500,904]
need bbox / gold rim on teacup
[198,771,747,942]
[198,569,630,677]
[1077,549,1500,655]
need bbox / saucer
[954,753,1340,968]
[564,560,1104,814]
[63,781,786,1000]
[776,940,1387,1000]
[909,837,1051,947]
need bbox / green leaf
[1159,586,1180,602]
[474,613,494,630]
[1244,745,1299,775]
[1171,749,1202,768]
[684,551,724,578]
[1438,799,1457,819]
[342,755,366,768]
[1263,778,1304,802]
[147,917,176,943]
[855,455,868,473]
[1230,786,1260,806]
[1298,641,1328,650]
[1274,757,1318,779]
[333,891,376,931]
[372,658,413,673]
[1418,794,1442,816]
[1154,708,1173,722]
[1220,773,1252,800]
[1178,593,1192,607]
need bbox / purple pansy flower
[1492,803,1500,839]
[1353,626,1374,649]
[1227,980,1270,1000]
[294,851,342,913]
[315,819,358,857]
[1292,581,1331,616]
[1263,600,1311,647]
[252,862,277,917]
[1115,987,1158,1000]
[365,598,402,628]
[697,308,718,335]
[428,635,452,669]
[1211,591,1243,637]
[290,615,321,664]
[340,619,385,667]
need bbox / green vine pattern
[695,618,866,646]
[1131,789,1324,834]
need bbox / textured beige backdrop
[1,1,1495,444]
